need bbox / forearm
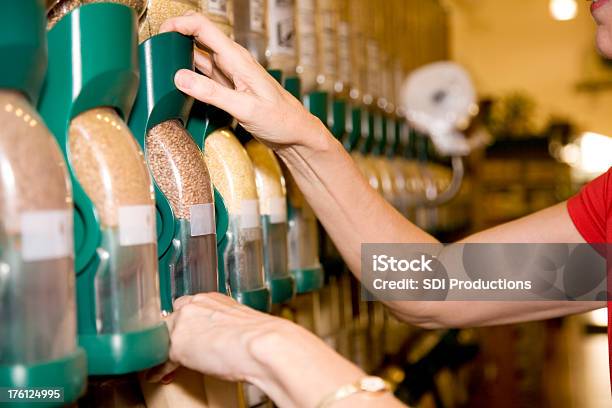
[248,322,404,408]
[276,125,605,328]
[275,122,438,278]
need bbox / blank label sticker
[21,210,73,262]
[240,199,260,229]
[119,205,156,247]
[269,197,287,224]
[190,203,216,236]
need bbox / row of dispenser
[0,0,458,405]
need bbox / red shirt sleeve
[567,168,612,390]
[567,167,611,243]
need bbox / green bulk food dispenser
[128,30,220,315]
[282,76,325,294]
[39,1,169,375]
[238,70,295,305]
[188,99,271,313]
[0,1,87,405]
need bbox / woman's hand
[147,292,295,384]
[146,293,382,408]
[159,12,327,151]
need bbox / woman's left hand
[158,12,327,152]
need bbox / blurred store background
[2,0,612,407]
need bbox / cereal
[68,108,155,227]
[84,0,147,17]
[47,0,80,28]
[47,0,147,29]
[245,140,286,215]
[146,120,214,219]
[138,0,200,42]
[0,91,71,233]
[203,129,258,214]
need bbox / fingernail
[161,373,176,385]
[175,70,191,90]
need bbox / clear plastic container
[204,129,266,296]
[369,157,399,209]
[266,0,297,77]
[0,91,76,364]
[138,0,200,42]
[315,0,337,93]
[146,120,219,303]
[245,140,290,285]
[68,107,161,334]
[295,0,317,93]
[351,152,381,193]
[348,0,366,103]
[284,171,321,272]
[334,0,350,96]
[200,0,234,37]
[233,0,267,65]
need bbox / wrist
[275,114,336,162]
[246,320,365,407]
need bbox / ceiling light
[549,0,578,21]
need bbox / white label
[250,0,265,33]
[268,197,287,224]
[240,199,260,229]
[190,203,216,236]
[207,0,228,17]
[118,205,156,247]
[267,0,296,56]
[20,210,73,262]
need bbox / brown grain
[84,0,148,17]
[68,108,154,227]
[139,0,200,42]
[245,140,286,215]
[47,0,147,29]
[146,119,213,219]
[203,129,258,214]
[0,92,71,233]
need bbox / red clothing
[567,167,612,384]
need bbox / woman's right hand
[159,12,329,152]
[146,293,381,408]
[146,292,296,384]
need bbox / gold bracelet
[316,376,391,408]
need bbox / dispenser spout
[425,156,464,206]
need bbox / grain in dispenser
[0,1,87,402]
[282,78,324,296]
[188,103,271,312]
[244,137,294,305]
[188,2,270,312]
[40,0,169,375]
[130,0,219,315]
[234,1,294,304]
[233,3,295,304]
